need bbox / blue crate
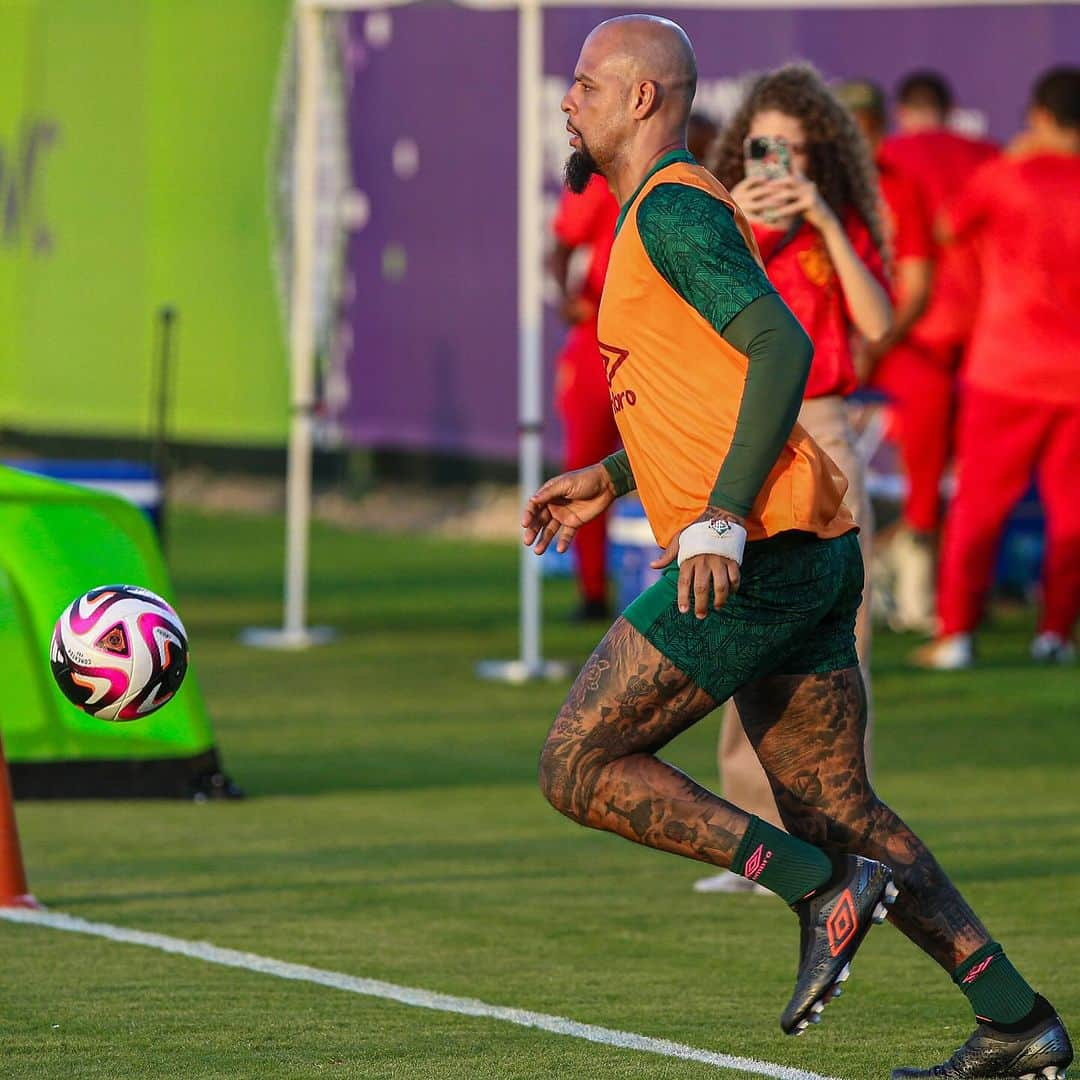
[609,495,663,611]
[539,542,575,579]
[994,487,1045,598]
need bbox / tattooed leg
[538,618,753,866]
[735,668,991,971]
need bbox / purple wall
[338,5,1080,461]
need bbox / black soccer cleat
[891,997,1073,1078]
[780,854,897,1036]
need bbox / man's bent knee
[538,719,618,826]
[537,737,563,810]
[538,733,587,823]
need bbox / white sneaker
[911,633,974,670]
[693,870,771,896]
[890,529,938,634]
[1030,632,1076,665]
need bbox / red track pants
[873,344,957,534]
[938,384,1080,638]
[555,324,620,605]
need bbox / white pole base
[239,626,337,650]
[475,658,573,684]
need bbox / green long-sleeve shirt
[601,151,813,519]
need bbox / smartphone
[743,136,792,224]
[744,135,792,181]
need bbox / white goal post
[252,0,559,675]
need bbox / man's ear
[632,79,661,119]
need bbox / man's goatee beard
[564,148,599,194]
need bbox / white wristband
[677,519,747,567]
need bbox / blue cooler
[4,460,163,533]
[609,495,663,611]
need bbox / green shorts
[623,529,863,703]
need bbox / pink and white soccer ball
[50,584,189,721]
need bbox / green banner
[0,0,290,446]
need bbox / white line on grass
[1,907,841,1080]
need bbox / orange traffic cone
[0,735,39,909]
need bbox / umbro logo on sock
[745,843,773,880]
[962,956,996,984]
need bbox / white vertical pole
[517,0,544,677]
[478,0,567,682]
[243,1,333,649]
[284,3,320,640]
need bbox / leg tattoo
[538,618,751,866]
[736,668,991,970]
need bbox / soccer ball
[50,584,189,721]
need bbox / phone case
[744,135,792,181]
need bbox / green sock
[954,942,1037,1025]
[730,816,832,905]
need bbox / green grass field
[2,509,1076,1080]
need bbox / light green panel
[0,465,216,762]
[0,0,291,446]
[146,0,291,444]
[0,562,62,757]
[15,0,151,437]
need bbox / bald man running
[524,17,1072,1078]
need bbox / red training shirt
[753,211,888,399]
[946,151,1080,405]
[877,156,933,265]
[870,156,935,395]
[879,130,999,217]
[551,174,619,314]
[879,130,999,354]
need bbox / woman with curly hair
[696,63,892,895]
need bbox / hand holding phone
[737,135,793,225]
